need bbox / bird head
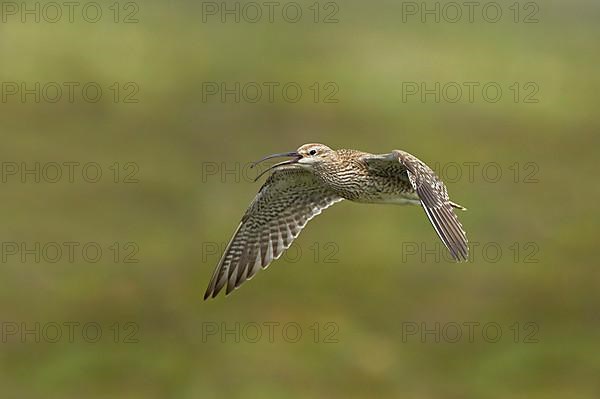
[250,143,334,180]
[296,143,335,165]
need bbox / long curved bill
[250,151,301,181]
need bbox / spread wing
[204,168,343,299]
[363,150,469,262]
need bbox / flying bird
[204,143,468,299]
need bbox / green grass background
[0,0,599,397]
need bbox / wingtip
[455,254,469,263]
[204,285,221,300]
[451,245,469,263]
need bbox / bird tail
[450,201,467,211]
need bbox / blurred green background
[1,0,599,397]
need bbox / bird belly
[319,164,419,205]
[346,172,419,205]
[354,193,421,206]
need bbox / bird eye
[309,149,317,156]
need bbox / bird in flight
[204,143,468,299]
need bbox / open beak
[250,151,302,181]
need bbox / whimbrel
[204,143,468,299]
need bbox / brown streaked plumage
[204,143,468,299]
